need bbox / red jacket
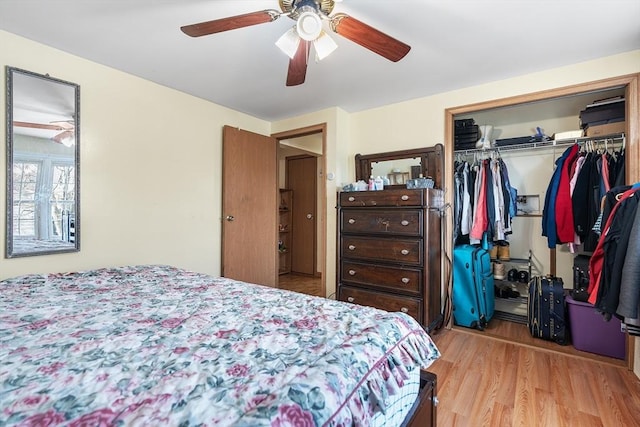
[555,144,579,243]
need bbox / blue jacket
[542,145,576,248]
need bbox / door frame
[272,123,327,297]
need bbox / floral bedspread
[0,265,440,426]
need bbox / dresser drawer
[341,236,422,265]
[339,285,422,322]
[339,189,424,207]
[341,209,422,236]
[341,261,422,295]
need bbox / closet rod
[454,132,625,157]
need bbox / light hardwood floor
[278,273,324,297]
[276,276,640,425]
[429,326,640,426]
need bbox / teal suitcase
[452,244,495,330]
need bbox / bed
[0,264,440,426]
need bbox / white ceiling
[1,0,639,122]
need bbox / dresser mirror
[355,145,444,189]
[5,67,80,257]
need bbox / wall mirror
[355,145,444,189]
[5,66,80,257]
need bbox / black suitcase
[454,132,479,144]
[455,124,479,136]
[528,276,568,344]
[454,118,475,130]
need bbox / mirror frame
[5,66,80,258]
[355,144,444,189]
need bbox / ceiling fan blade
[286,40,310,87]
[50,120,75,130]
[181,10,280,37]
[14,121,67,131]
[331,14,411,62]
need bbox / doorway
[287,155,317,276]
[273,125,326,298]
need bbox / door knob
[225,215,235,221]
[306,213,313,220]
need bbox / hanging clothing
[453,161,464,244]
[484,160,496,241]
[490,159,506,241]
[461,162,472,236]
[587,186,639,310]
[499,159,516,229]
[617,203,640,319]
[542,144,576,248]
[470,161,488,241]
[568,155,587,252]
[555,144,580,243]
[572,152,595,240]
[455,155,515,246]
[601,152,611,193]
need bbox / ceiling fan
[13,120,75,146]
[181,0,411,86]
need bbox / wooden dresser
[337,188,444,331]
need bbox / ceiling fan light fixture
[60,135,75,147]
[296,10,323,41]
[313,31,337,60]
[276,27,301,59]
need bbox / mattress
[0,264,440,426]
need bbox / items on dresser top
[337,188,444,332]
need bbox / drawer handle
[348,245,356,251]
[401,277,410,284]
[347,297,355,303]
[348,270,356,276]
[400,220,409,226]
[401,195,409,201]
[401,249,410,255]
[371,201,377,206]
[401,307,409,313]
[348,218,356,224]
[348,196,355,202]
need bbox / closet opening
[443,74,639,371]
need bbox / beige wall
[348,50,640,158]
[344,49,640,375]
[346,51,639,287]
[0,30,270,279]
[2,29,639,374]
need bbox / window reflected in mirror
[6,67,80,257]
[371,158,421,185]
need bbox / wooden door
[222,125,277,287]
[287,155,317,275]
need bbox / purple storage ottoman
[566,295,625,359]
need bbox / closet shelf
[454,132,625,156]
